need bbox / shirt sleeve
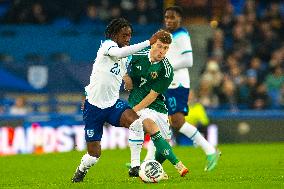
[102,40,118,54]
[170,31,193,70]
[175,32,192,53]
[104,40,150,58]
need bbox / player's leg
[113,99,187,177]
[167,88,219,171]
[141,109,188,176]
[143,109,171,162]
[72,142,101,183]
[72,100,105,183]
[142,118,188,176]
[121,109,144,176]
[106,99,144,176]
[119,108,187,177]
[171,111,216,154]
[171,112,220,171]
[135,108,188,176]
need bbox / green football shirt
[128,49,173,114]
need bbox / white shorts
[137,108,172,140]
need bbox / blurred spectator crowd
[0,0,283,115]
[0,0,163,25]
[200,0,284,110]
[0,94,83,115]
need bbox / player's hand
[123,74,133,91]
[149,30,167,45]
[133,106,139,112]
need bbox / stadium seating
[0,24,161,62]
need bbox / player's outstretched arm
[107,30,169,58]
[107,41,150,58]
[133,90,159,112]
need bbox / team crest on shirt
[150,72,158,79]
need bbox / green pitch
[1,143,283,189]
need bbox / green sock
[151,131,179,165]
[155,151,166,164]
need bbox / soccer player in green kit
[125,31,188,178]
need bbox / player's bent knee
[120,109,139,128]
[171,120,183,129]
[142,118,159,135]
[170,114,185,129]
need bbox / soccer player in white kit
[144,6,220,172]
[71,18,187,183]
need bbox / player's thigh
[138,108,171,140]
[166,87,190,116]
[83,100,106,142]
[107,99,136,128]
[170,112,186,129]
[120,109,139,128]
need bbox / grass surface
[1,143,284,188]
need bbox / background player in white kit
[71,18,187,183]
[144,6,220,172]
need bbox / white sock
[78,153,99,172]
[179,122,215,155]
[144,140,156,161]
[129,118,144,168]
[129,142,142,167]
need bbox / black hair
[164,6,183,18]
[105,18,133,39]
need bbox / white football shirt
[166,27,193,89]
[85,39,150,108]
